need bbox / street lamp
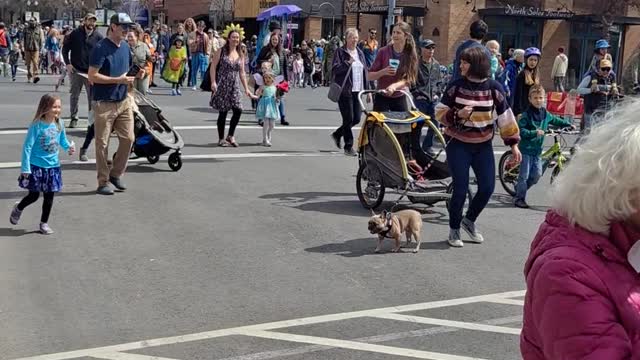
[318,2,336,38]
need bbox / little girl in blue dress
[253,71,281,147]
[10,94,75,234]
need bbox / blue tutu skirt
[18,165,63,193]
[256,96,280,120]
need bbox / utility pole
[386,0,395,41]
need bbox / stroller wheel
[147,155,160,164]
[168,153,182,171]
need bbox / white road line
[0,126,351,136]
[215,315,523,360]
[0,152,342,169]
[483,298,525,306]
[91,352,180,360]
[234,330,488,360]
[9,290,525,360]
[372,314,521,335]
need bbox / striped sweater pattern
[435,79,520,146]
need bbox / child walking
[513,85,574,209]
[10,94,75,234]
[9,39,20,82]
[293,52,304,88]
[161,36,188,96]
[254,71,280,146]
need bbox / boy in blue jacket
[514,85,574,208]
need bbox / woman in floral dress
[209,28,253,147]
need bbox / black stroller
[130,90,184,171]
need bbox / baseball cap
[84,13,98,21]
[110,13,134,26]
[420,39,436,48]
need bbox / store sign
[287,23,298,29]
[504,5,573,19]
[345,0,389,13]
[259,0,277,10]
[153,0,164,9]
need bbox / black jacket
[62,26,103,73]
[332,46,369,97]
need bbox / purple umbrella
[257,4,302,21]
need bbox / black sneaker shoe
[330,132,341,149]
[344,148,357,157]
[514,198,530,209]
[33,76,40,84]
[69,118,78,128]
[109,176,127,191]
[96,185,115,195]
[281,119,290,126]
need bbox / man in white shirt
[551,46,568,92]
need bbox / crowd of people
[5,10,640,358]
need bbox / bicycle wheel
[498,150,519,196]
[550,166,561,185]
[356,162,385,209]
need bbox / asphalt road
[0,70,555,360]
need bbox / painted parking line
[0,152,343,170]
[372,313,521,335]
[10,290,525,360]
[0,126,357,136]
[483,298,525,306]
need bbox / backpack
[0,30,7,48]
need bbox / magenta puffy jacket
[521,211,640,359]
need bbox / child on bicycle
[514,85,574,209]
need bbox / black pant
[217,107,242,139]
[373,94,408,112]
[334,92,362,150]
[82,124,95,150]
[18,191,55,223]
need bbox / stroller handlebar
[357,90,417,113]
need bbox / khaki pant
[24,50,39,80]
[94,98,134,187]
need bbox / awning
[571,14,640,25]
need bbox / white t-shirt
[348,48,364,92]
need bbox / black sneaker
[330,132,341,149]
[109,176,127,191]
[69,118,78,128]
[33,76,40,84]
[344,148,357,157]
[514,198,530,209]
[281,121,290,126]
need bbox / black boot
[281,117,290,126]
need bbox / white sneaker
[448,229,464,247]
[39,222,54,235]
[461,217,484,243]
[191,86,197,91]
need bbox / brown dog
[368,209,423,253]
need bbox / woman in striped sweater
[435,46,522,248]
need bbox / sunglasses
[601,67,611,72]
[425,46,436,49]
[370,32,376,35]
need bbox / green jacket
[518,107,572,156]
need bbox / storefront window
[567,21,621,89]
[483,15,542,60]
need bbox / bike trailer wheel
[356,162,385,209]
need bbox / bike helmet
[595,39,610,50]
[524,47,541,58]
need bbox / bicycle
[498,128,579,196]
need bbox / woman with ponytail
[368,22,418,112]
[513,47,541,117]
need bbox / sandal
[218,139,229,147]
[226,136,239,147]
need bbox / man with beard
[62,13,103,134]
[23,18,42,83]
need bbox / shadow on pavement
[486,193,550,213]
[185,107,212,113]
[0,228,40,237]
[306,108,337,112]
[260,191,354,203]
[0,190,97,200]
[305,237,451,257]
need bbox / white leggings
[262,118,275,142]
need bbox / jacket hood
[525,211,640,277]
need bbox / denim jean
[415,99,438,150]
[514,154,542,201]
[278,97,286,122]
[190,52,209,88]
[445,138,495,229]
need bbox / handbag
[200,49,224,92]
[327,64,352,103]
